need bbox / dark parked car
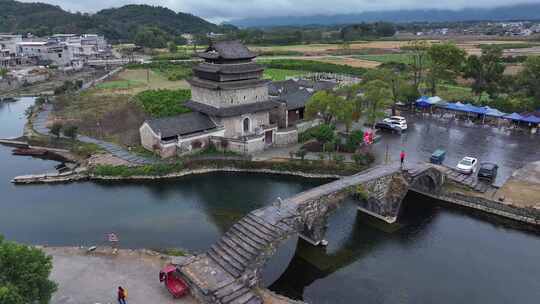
[478,162,498,181]
[375,122,401,133]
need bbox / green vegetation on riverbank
[91,158,369,178]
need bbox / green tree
[407,40,429,92]
[360,80,393,127]
[50,122,63,138]
[0,68,7,78]
[0,236,57,304]
[134,26,169,49]
[312,124,335,145]
[426,43,466,96]
[305,91,342,124]
[518,56,540,101]
[167,41,178,53]
[63,126,78,140]
[463,47,505,102]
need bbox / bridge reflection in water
[267,193,439,301]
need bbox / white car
[383,117,408,131]
[456,157,478,174]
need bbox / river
[1,98,540,304]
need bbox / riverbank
[11,163,346,184]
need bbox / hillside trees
[134,26,170,48]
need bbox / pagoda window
[243,118,250,133]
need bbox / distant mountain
[232,3,540,28]
[0,0,221,41]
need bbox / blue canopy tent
[521,115,540,125]
[484,106,506,117]
[415,96,432,108]
[503,112,524,121]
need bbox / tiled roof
[188,77,269,90]
[194,62,263,74]
[184,100,279,118]
[198,40,256,60]
[277,89,314,110]
[145,112,217,139]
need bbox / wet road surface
[371,115,540,186]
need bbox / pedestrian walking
[400,150,406,168]
[118,286,127,304]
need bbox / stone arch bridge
[178,164,445,304]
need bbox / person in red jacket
[400,150,406,168]
[117,286,127,304]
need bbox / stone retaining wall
[414,188,540,225]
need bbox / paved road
[372,114,540,186]
[33,104,155,165]
[45,247,197,304]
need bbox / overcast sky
[20,0,540,22]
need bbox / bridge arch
[178,164,446,304]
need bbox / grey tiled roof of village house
[198,40,256,60]
[184,100,280,118]
[146,112,217,139]
[277,88,314,110]
[268,79,337,96]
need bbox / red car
[159,264,189,298]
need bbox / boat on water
[12,148,48,156]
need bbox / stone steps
[207,214,285,279]
[213,281,262,304]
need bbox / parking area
[371,115,540,186]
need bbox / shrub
[299,124,336,143]
[352,152,375,166]
[295,148,308,160]
[63,125,78,140]
[135,89,191,118]
[50,122,63,138]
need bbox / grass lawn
[437,84,490,103]
[264,68,307,81]
[95,80,144,90]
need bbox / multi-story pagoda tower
[185,41,278,145]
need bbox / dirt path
[45,247,198,304]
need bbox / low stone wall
[415,188,540,225]
[440,191,540,225]
[275,128,298,146]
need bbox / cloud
[19,0,540,21]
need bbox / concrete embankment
[12,169,88,184]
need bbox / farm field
[93,69,189,95]
[251,39,540,69]
[352,53,413,64]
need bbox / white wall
[191,85,269,108]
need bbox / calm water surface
[1,98,540,303]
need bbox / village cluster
[0,33,111,90]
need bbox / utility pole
[385,144,389,164]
